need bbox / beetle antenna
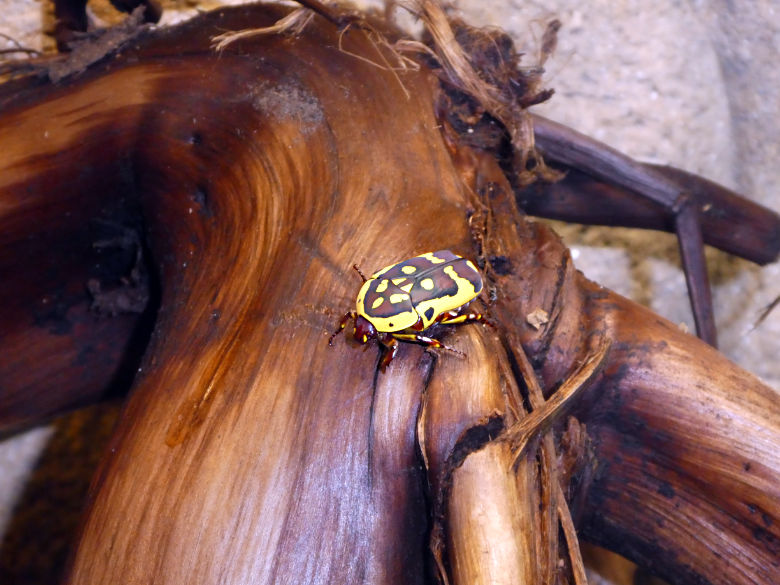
[353,264,367,283]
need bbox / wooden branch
[0,4,777,585]
[450,120,780,585]
[516,158,780,267]
[527,115,780,347]
[579,290,780,585]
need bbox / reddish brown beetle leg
[328,311,356,345]
[437,310,485,326]
[378,336,399,370]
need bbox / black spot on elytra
[425,307,435,321]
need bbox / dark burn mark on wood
[32,292,74,335]
[751,525,777,548]
[450,414,506,469]
[489,254,512,275]
[86,222,149,316]
[658,481,675,499]
[191,186,212,217]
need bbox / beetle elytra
[328,250,485,368]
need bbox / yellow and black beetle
[329,250,485,368]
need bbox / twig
[0,32,41,57]
[751,294,780,332]
[558,483,589,585]
[211,8,314,50]
[532,114,718,346]
[504,338,611,465]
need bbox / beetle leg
[378,336,399,370]
[391,333,465,358]
[440,310,497,330]
[437,309,485,326]
[328,311,356,345]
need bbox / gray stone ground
[456,0,780,387]
[1,1,778,583]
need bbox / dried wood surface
[0,3,778,585]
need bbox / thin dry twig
[557,483,589,585]
[0,32,41,58]
[751,294,780,332]
[211,0,366,50]
[212,1,419,98]
[212,8,315,50]
[341,26,422,98]
[504,338,610,466]
[0,48,41,56]
[500,336,609,585]
[336,24,419,73]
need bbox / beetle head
[353,315,378,344]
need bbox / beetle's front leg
[328,311,356,345]
[378,336,399,370]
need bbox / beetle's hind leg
[328,311,356,345]
[391,333,466,359]
[437,309,485,326]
